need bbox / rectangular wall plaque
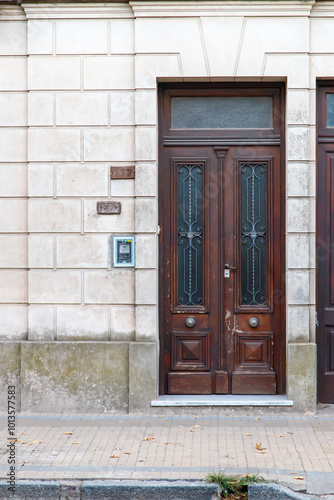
[97,201,121,214]
[110,166,135,179]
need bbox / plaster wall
[0,0,329,411]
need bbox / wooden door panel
[317,139,334,402]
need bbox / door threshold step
[151,395,293,407]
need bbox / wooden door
[317,84,334,403]
[160,146,284,395]
[159,84,285,396]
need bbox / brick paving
[0,406,333,491]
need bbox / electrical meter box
[113,237,135,267]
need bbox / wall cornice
[21,2,133,18]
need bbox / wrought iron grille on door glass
[240,162,267,306]
[177,163,203,306]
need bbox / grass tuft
[205,471,267,499]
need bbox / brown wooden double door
[317,83,334,403]
[160,143,284,395]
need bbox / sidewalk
[0,405,333,495]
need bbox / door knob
[249,317,259,328]
[224,263,237,270]
[185,317,196,328]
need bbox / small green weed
[205,471,267,499]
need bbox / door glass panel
[177,163,203,306]
[171,97,273,129]
[240,162,267,306]
[327,94,334,127]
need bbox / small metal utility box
[113,236,135,267]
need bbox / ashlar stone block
[135,127,156,161]
[84,56,134,90]
[110,305,135,341]
[0,200,27,233]
[136,305,157,342]
[28,199,81,233]
[57,234,109,268]
[28,305,55,341]
[84,198,134,233]
[287,90,309,125]
[129,342,157,411]
[136,270,157,305]
[0,92,26,126]
[0,235,28,268]
[287,127,309,161]
[287,234,309,269]
[28,56,81,90]
[28,234,54,269]
[110,19,134,54]
[287,342,316,411]
[56,163,108,197]
[287,270,310,305]
[135,54,180,89]
[28,163,54,197]
[28,20,53,55]
[264,53,309,89]
[0,129,27,162]
[135,90,157,125]
[0,56,27,91]
[21,342,129,412]
[135,198,157,233]
[57,306,109,341]
[110,91,135,126]
[0,21,26,55]
[135,163,157,197]
[84,128,134,162]
[29,270,81,304]
[287,306,309,343]
[0,164,27,197]
[136,234,157,269]
[84,270,135,304]
[28,129,80,162]
[287,163,309,197]
[56,20,108,55]
[28,92,54,126]
[287,199,309,233]
[56,93,108,126]
[0,306,27,340]
[0,270,27,303]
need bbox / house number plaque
[110,166,135,179]
[97,201,121,214]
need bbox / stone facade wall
[0,0,331,411]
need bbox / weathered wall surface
[0,0,329,411]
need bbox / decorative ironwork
[177,163,203,306]
[240,162,267,305]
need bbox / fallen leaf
[51,451,58,454]
[123,452,131,455]
[22,432,27,435]
[143,437,155,441]
[138,459,144,462]
[32,440,43,444]
[294,476,304,480]
[20,441,29,444]
[158,415,164,418]
[276,435,284,438]
[257,450,267,454]
[194,416,199,419]
[290,472,296,474]
[72,442,80,444]
[189,429,195,432]
[255,442,266,451]
[255,418,260,421]
[164,442,171,445]
[109,454,119,458]
[63,432,73,435]
[245,433,252,436]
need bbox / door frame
[158,82,286,396]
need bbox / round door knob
[185,317,196,328]
[249,317,259,328]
